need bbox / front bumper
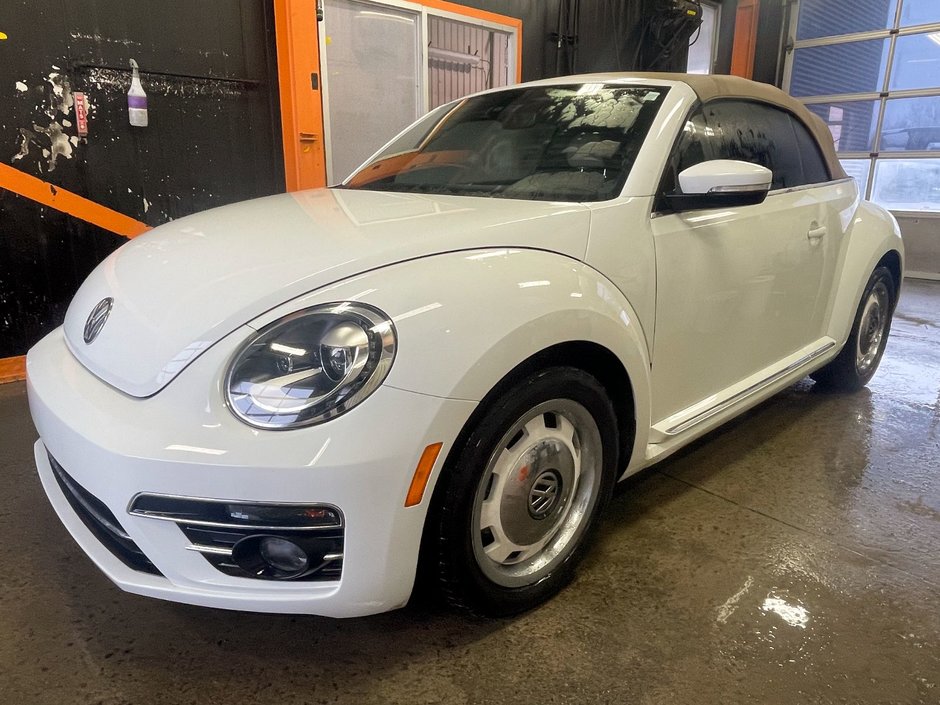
[28,327,476,617]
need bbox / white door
[649,100,837,423]
[321,0,422,183]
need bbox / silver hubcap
[471,399,603,588]
[856,281,889,374]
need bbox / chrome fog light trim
[128,493,343,530]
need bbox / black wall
[459,0,696,80]
[1,0,709,360]
[0,0,284,358]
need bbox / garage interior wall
[0,0,709,380]
[0,0,285,369]
[714,0,785,83]
[459,0,698,80]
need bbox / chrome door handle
[807,225,827,241]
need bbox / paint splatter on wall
[11,68,83,172]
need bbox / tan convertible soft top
[625,72,847,180]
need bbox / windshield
[344,84,669,202]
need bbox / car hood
[62,188,591,397]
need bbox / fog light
[260,536,308,574]
[232,535,311,579]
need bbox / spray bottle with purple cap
[128,59,148,127]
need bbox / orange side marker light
[405,443,444,508]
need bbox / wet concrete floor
[0,280,938,705]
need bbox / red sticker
[74,92,89,137]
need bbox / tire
[430,367,619,617]
[811,265,896,391]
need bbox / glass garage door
[786,0,940,213]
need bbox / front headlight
[225,303,396,429]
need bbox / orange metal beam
[0,163,150,239]
[0,356,26,384]
[0,163,151,384]
[274,0,327,191]
[730,0,760,79]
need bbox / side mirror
[664,159,772,212]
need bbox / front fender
[827,201,904,346]
[250,248,653,466]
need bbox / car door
[786,114,857,340]
[649,100,831,426]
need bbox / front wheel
[431,367,619,616]
[811,265,896,391]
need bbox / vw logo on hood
[83,297,114,344]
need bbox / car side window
[789,116,832,185]
[656,100,830,212]
[700,100,804,191]
[656,107,709,208]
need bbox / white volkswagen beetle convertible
[28,73,903,617]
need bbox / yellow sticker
[325,35,332,45]
[0,31,8,40]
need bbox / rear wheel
[811,266,896,391]
[432,367,618,616]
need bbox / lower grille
[181,525,343,581]
[128,494,344,582]
[48,453,162,576]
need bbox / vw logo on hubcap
[528,470,562,519]
[83,297,114,344]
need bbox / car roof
[522,72,846,181]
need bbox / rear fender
[827,201,904,346]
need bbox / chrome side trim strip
[768,177,854,197]
[185,544,233,556]
[323,553,344,561]
[651,178,855,219]
[127,510,343,532]
[664,341,837,437]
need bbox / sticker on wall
[74,92,89,137]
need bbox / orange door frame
[273,0,522,192]
[273,0,328,191]
[730,0,760,79]
[0,357,26,385]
